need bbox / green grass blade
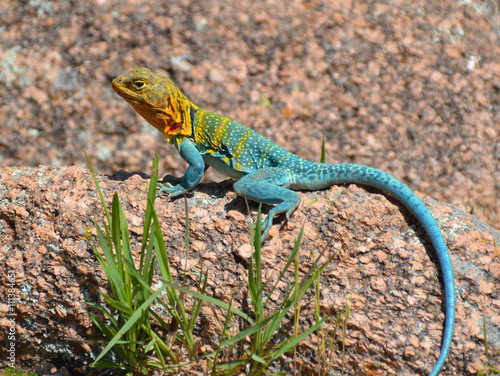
[297,252,334,299]
[248,351,266,364]
[92,284,168,365]
[269,315,329,361]
[94,225,127,303]
[149,331,177,363]
[90,238,112,279]
[188,268,208,332]
[113,193,135,304]
[483,314,490,364]
[149,308,177,330]
[88,312,129,362]
[263,224,303,308]
[111,193,124,276]
[120,257,183,354]
[146,253,156,287]
[248,205,263,318]
[91,360,129,370]
[211,292,235,375]
[320,138,326,163]
[88,312,115,339]
[162,281,254,325]
[254,210,264,331]
[85,152,111,225]
[219,313,276,348]
[121,257,178,319]
[214,359,247,371]
[148,197,193,343]
[100,293,134,316]
[148,196,174,284]
[182,195,190,287]
[140,153,159,270]
[262,298,295,345]
[146,194,192,346]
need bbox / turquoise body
[160,107,455,376]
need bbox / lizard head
[112,67,197,142]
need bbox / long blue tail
[321,163,455,376]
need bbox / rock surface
[0,0,499,230]
[0,165,499,375]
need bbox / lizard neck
[164,99,199,144]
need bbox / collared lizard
[112,67,455,376]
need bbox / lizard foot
[157,182,187,198]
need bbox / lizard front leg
[158,139,205,198]
[161,165,209,186]
[233,167,301,241]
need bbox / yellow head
[112,67,197,142]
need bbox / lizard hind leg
[233,167,301,241]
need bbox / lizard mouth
[112,79,143,106]
[111,77,122,91]
[111,78,129,97]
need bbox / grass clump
[85,153,347,375]
[86,153,206,374]
[477,313,500,376]
[205,206,335,375]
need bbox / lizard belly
[203,154,247,180]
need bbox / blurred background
[0,0,499,229]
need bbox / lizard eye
[132,80,146,90]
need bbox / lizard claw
[157,182,187,198]
[157,182,173,197]
[259,215,273,242]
